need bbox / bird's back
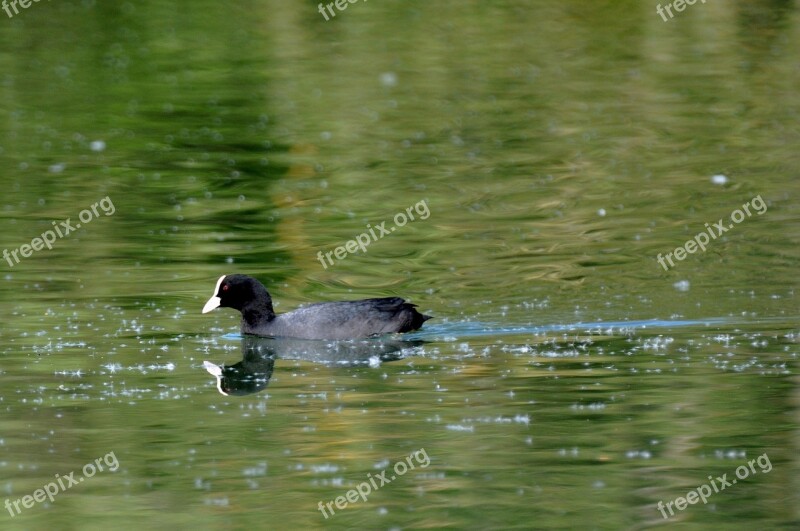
[245,297,431,340]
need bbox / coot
[202,274,431,340]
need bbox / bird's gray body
[203,274,431,340]
[243,297,428,340]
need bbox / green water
[0,1,798,529]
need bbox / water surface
[0,1,798,529]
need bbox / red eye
[222,285,229,292]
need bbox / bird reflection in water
[203,334,423,396]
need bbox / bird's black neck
[241,302,275,327]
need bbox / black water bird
[202,274,431,340]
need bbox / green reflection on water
[0,0,798,529]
